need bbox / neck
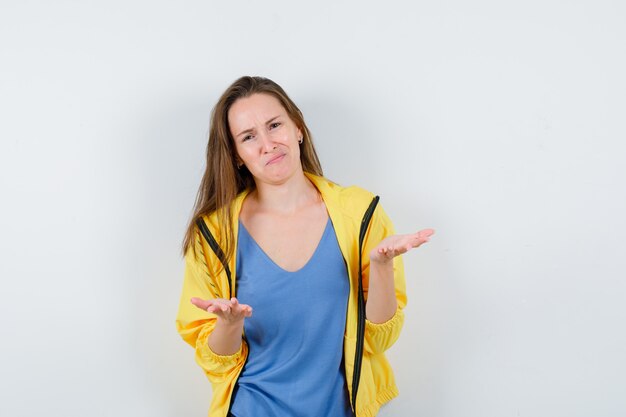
[252,171,320,214]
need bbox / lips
[266,153,285,165]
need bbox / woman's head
[209,76,322,189]
[182,76,323,256]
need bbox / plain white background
[1,1,625,416]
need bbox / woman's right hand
[191,297,251,355]
[190,297,253,323]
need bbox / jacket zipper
[351,196,380,412]
[196,218,233,298]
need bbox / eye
[269,122,281,129]
[242,134,253,142]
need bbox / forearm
[365,259,398,323]
[207,319,245,355]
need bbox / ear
[233,153,242,167]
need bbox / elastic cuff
[195,324,244,365]
[365,307,403,332]
[200,342,244,364]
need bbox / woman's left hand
[369,228,435,264]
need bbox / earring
[298,137,303,144]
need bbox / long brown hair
[182,76,324,260]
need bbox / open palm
[369,228,435,264]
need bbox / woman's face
[228,93,303,186]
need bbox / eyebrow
[235,116,281,138]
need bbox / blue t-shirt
[230,218,354,417]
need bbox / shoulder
[308,172,374,201]
[197,191,249,237]
[307,173,378,218]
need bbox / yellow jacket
[176,174,406,417]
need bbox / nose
[259,131,276,153]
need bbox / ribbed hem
[356,386,399,417]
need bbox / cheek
[233,144,247,162]
[237,145,259,165]
[283,128,299,143]
[237,148,250,161]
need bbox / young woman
[176,76,434,417]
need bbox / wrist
[369,255,394,267]
[369,258,394,280]
[215,316,245,332]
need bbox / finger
[409,233,431,247]
[232,299,249,315]
[418,229,435,238]
[232,298,249,310]
[190,297,212,310]
[206,304,220,314]
[206,302,228,314]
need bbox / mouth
[266,153,285,165]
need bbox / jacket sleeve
[175,230,248,383]
[361,204,408,355]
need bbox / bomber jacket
[176,173,407,417]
